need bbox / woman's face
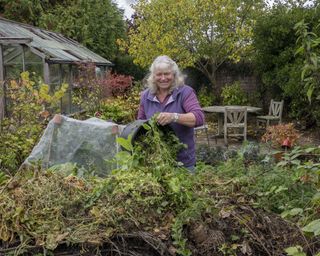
[154,65,174,91]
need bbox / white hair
[145,55,185,94]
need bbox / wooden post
[43,60,50,84]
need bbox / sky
[115,0,135,19]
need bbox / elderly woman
[137,55,205,170]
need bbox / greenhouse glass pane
[61,90,71,114]
[47,83,61,113]
[48,65,61,112]
[61,64,70,84]
[24,48,43,79]
[3,45,23,79]
[71,86,83,113]
[97,65,107,79]
[70,65,81,113]
[60,64,71,114]
[49,64,60,85]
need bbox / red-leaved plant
[72,62,133,115]
[101,71,133,98]
[261,123,300,149]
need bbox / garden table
[202,105,262,135]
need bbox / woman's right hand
[157,112,174,126]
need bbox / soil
[297,127,320,146]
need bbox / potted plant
[261,123,300,161]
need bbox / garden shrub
[253,5,320,125]
[294,19,320,127]
[221,81,248,105]
[213,150,317,214]
[72,62,103,116]
[197,86,215,107]
[0,72,67,174]
[246,91,261,107]
[112,54,146,81]
[98,83,141,124]
[72,62,134,117]
[99,97,132,123]
[237,141,262,163]
[102,71,133,98]
[261,123,300,149]
[196,142,261,167]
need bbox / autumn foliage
[261,123,301,148]
[102,71,133,98]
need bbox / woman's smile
[154,69,174,89]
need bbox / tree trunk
[195,60,219,102]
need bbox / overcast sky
[115,0,135,18]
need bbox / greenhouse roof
[0,17,112,66]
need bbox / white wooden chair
[256,99,284,128]
[224,107,247,146]
[194,123,210,146]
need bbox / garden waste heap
[0,117,319,256]
[23,114,123,176]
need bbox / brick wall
[184,62,264,105]
[215,61,261,94]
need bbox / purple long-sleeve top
[137,85,205,167]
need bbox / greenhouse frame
[0,17,113,119]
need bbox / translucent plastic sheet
[23,115,123,177]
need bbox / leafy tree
[112,54,146,80]
[124,0,264,89]
[252,3,320,125]
[295,20,320,102]
[253,6,305,94]
[295,19,320,125]
[38,0,126,60]
[0,0,70,25]
[271,0,318,8]
[0,0,127,60]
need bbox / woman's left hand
[157,112,173,126]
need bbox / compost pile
[0,119,318,255]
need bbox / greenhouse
[0,17,113,118]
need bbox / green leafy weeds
[0,117,319,255]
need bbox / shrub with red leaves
[71,62,134,115]
[101,71,133,98]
